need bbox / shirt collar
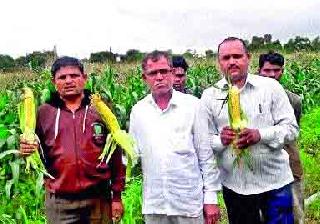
[216,73,258,90]
[147,89,179,109]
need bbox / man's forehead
[174,67,186,74]
[56,66,82,74]
[219,40,246,54]
[262,62,283,68]
[145,57,170,69]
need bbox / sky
[1,0,320,59]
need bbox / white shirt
[196,74,299,195]
[129,90,220,217]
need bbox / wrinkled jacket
[285,90,303,180]
[36,90,125,201]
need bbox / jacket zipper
[72,110,82,190]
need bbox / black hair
[259,51,284,69]
[218,37,249,54]
[51,56,84,77]
[172,56,189,71]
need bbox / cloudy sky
[1,0,319,58]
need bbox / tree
[25,51,56,70]
[205,49,214,58]
[311,36,320,51]
[0,55,15,71]
[15,56,28,68]
[264,34,272,44]
[249,36,265,50]
[284,36,312,52]
[124,49,144,62]
[90,51,115,63]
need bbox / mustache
[228,65,240,70]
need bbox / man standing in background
[259,51,304,224]
[172,55,193,94]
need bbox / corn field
[0,54,320,223]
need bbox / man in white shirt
[129,51,220,224]
[196,37,299,224]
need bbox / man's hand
[19,137,38,156]
[112,201,123,222]
[236,128,261,149]
[220,126,236,146]
[204,204,220,224]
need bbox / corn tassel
[19,87,54,179]
[227,85,252,170]
[91,93,136,181]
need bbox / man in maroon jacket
[20,56,125,224]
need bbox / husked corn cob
[91,94,120,133]
[91,93,136,181]
[228,86,241,130]
[227,85,252,170]
[20,88,36,143]
[19,87,54,179]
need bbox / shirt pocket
[247,102,272,128]
[170,132,194,155]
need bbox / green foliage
[121,176,143,224]
[299,107,320,155]
[280,58,320,112]
[0,55,15,72]
[187,58,220,97]
[0,53,319,223]
[306,197,320,222]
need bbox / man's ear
[247,53,251,60]
[82,73,88,80]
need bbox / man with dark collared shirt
[259,51,304,224]
[172,55,193,94]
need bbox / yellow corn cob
[20,88,36,143]
[91,93,136,181]
[227,85,252,170]
[19,87,54,179]
[228,86,241,130]
[91,93,120,133]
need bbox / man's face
[143,57,173,96]
[259,62,283,81]
[218,40,250,83]
[173,67,187,92]
[53,66,87,99]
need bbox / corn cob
[91,93,136,181]
[19,87,54,179]
[227,85,252,170]
[228,86,242,131]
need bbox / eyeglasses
[145,69,171,77]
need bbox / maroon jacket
[36,90,125,201]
